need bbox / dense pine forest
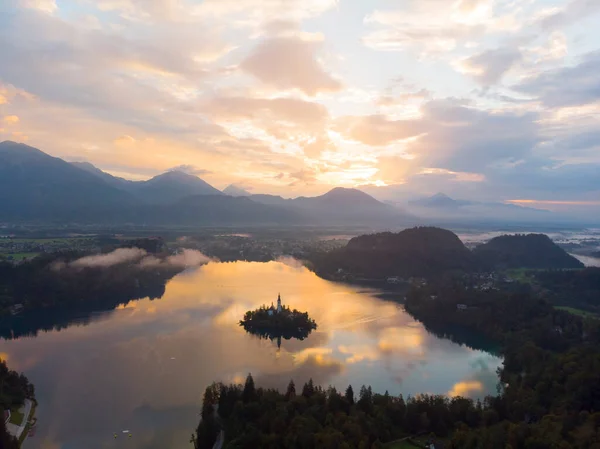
[0,245,182,318]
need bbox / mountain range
[0,141,413,226]
[404,192,551,223]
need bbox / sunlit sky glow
[1,0,599,210]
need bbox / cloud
[66,248,212,270]
[206,95,328,128]
[342,99,540,175]
[71,248,147,268]
[457,47,522,85]
[193,0,338,23]
[538,0,600,30]
[289,169,318,185]
[91,0,185,22]
[362,0,495,55]
[3,115,20,125]
[167,165,213,176]
[418,168,485,182]
[114,135,136,146]
[377,89,431,107]
[204,94,332,157]
[334,114,426,146]
[0,5,230,137]
[19,0,57,14]
[140,249,213,268]
[240,36,342,95]
[514,50,600,107]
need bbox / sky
[0,0,599,215]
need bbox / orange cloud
[335,114,426,146]
[0,95,7,105]
[114,134,136,146]
[419,168,485,182]
[204,94,333,157]
[241,37,342,96]
[3,115,20,125]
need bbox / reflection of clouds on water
[378,326,425,356]
[447,380,483,397]
[0,260,502,449]
[447,355,501,398]
[256,352,345,392]
[338,344,379,364]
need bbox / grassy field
[555,306,599,319]
[505,268,538,284]
[9,407,24,426]
[2,252,41,261]
[4,237,89,243]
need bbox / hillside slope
[473,234,584,269]
[0,141,133,222]
[311,227,476,278]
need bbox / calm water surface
[0,261,501,449]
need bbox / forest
[533,267,600,313]
[0,246,181,317]
[309,228,582,281]
[0,360,35,449]
[195,281,600,449]
[472,234,583,270]
[310,227,475,279]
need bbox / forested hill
[0,360,35,449]
[310,227,476,279]
[473,234,584,269]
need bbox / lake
[0,261,502,449]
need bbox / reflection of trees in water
[419,320,501,356]
[0,278,170,340]
[240,325,314,349]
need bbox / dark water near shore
[0,261,501,449]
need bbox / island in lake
[239,294,317,346]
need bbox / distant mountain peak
[0,140,47,157]
[320,187,381,203]
[157,170,197,180]
[410,192,465,208]
[223,184,251,197]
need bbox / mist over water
[0,261,501,449]
[571,254,600,267]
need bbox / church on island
[239,293,317,342]
[267,294,284,316]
